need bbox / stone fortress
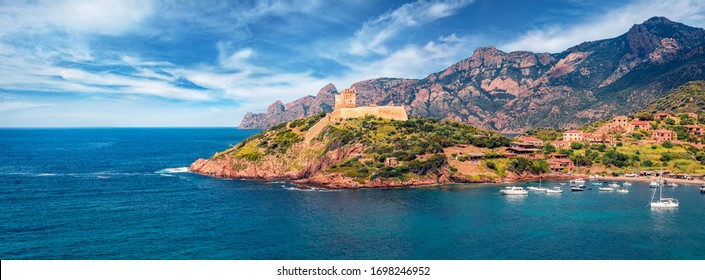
[304,87,408,142]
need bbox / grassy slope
[641,80,705,114]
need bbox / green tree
[643,160,654,167]
[508,157,533,174]
[542,144,556,154]
[570,142,584,150]
[662,141,673,148]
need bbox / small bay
[1,128,703,259]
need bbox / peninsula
[190,81,705,188]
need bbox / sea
[1,128,704,260]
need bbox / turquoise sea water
[1,128,704,259]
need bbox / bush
[542,144,556,154]
[661,141,673,149]
[485,161,496,170]
[570,142,584,150]
[659,153,674,162]
[643,160,654,167]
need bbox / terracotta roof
[631,121,650,125]
[518,136,542,142]
[548,158,572,163]
[565,130,582,133]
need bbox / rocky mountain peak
[267,100,285,115]
[316,83,338,97]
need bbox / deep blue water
[1,128,704,260]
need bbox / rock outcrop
[240,17,705,133]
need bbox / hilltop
[190,114,543,188]
[241,17,705,133]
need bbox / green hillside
[641,80,705,114]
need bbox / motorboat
[616,188,629,193]
[598,187,615,191]
[650,170,679,208]
[571,186,585,192]
[591,182,603,186]
[559,182,567,185]
[608,182,619,188]
[570,179,585,185]
[546,187,563,193]
[649,181,659,188]
[667,183,678,187]
[527,186,546,192]
[700,185,705,194]
[623,182,632,186]
[500,186,528,195]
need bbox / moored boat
[616,188,629,193]
[623,182,632,186]
[650,170,679,209]
[700,185,705,194]
[649,181,658,188]
[571,186,585,192]
[598,187,615,191]
[608,182,619,188]
[546,187,563,193]
[500,186,528,195]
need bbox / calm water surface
[1,128,704,259]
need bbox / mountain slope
[641,80,705,114]
[240,17,705,133]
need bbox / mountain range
[239,17,705,133]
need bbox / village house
[613,116,629,127]
[654,112,672,120]
[652,129,677,143]
[684,125,703,136]
[626,120,652,133]
[508,141,541,154]
[563,130,583,142]
[550,140,569,150]
[548,158,574,173]
[583,132,612,145]
[517,136,544,147]
[687,113,698,119]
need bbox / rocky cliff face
[240,17,705,133]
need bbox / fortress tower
[334,87,356,110]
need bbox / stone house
[684,125,703,136]
[652,129,676,142]
[654,112,672,120]
[626,120,652,133]
[563,130,583,142]
[548,158,574,173]
[517,136,544,147]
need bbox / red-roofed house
[563,130,583,142]
[626,120,652,133]
[548,158,574,173]
[654,112,672,120]
[652,129,676,142]
[517,136,544,147]
[584,133,612,144]
[684,125,703,136]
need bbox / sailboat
[650,169,679,208]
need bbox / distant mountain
[640,80,705,114]
[240,17,705,133]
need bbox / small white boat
[591,182,603,186]
[588,175,599,180]
[700,185,705,194]
[570,179,585,185]
[616,188,629,193]
[608,183,619,188]
[571,186,585,192]
[546,187,563,193]
[667,183,678,187]
[527,186,546,192]
[623,182,632,186]
[500,186,528,195]
[598,187,615,191]
[649,181,659,188]
[560,182,567,185]
[650,170,679,209]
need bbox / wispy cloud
[348,0,474,56]
[502,0,705,53]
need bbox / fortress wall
[330,106,408,122]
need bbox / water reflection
[503,194,526,204]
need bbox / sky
[1,0,704,127]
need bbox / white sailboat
[650,170,678,208]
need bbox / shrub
[570,142,584,150]
[661,141,673,149]
[485,161,496,170]
[643,160,654,167]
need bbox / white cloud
[502,0,705,53]
[348,0,473,56]
[0,101,52,112]
[0,0,154,36]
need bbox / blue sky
[1,0,704,127]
